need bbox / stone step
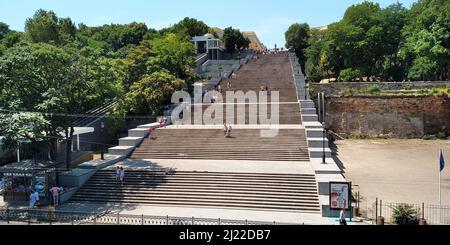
[301,108,317,115]
[309,147,332,158]
[108,146,135,156]
[306,128,325,138]
[302,114,319,122]
[303,122,324,129]
[137,122,161,129]
[307,138,329,148]
[128,128,149,138]
[118,137,144,147]
[299,100,315,109]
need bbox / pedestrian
[147,127,153,138]
[164,117,168,128]
[217,84,222,93]
[119,167,125,186]
[115,166,121,183]
[339,208,347,225]
[223,123,228,137]
[226,124,232,138]
[29,189,40,208]
[227,81,231,88]
[49,185,61,207]
[159,117,165,128]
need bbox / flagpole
[439,149,442,224]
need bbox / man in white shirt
[339,208,347,225]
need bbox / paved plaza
[336,139,450,212]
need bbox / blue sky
[1,0,418,47]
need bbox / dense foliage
[223,27,250,53]
[286,0,450,82]
[0,10,210,166]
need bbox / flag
[440,150,445,172]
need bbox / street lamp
[100,122,105,160]
[322,122,327,164]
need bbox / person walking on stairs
[115,166,121,183]
[226,124,232,138]
[119,166,125,186]
[223,123,228,137]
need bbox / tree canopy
[288,0,450,82]
[1,9,208,166]
[223,27,250,53]
[285,23,310,71]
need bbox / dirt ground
[335,139,450,212]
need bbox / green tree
[0,43,122,167]
[149,33,196,82]
[87,22,149,52]
[124,71,187,116]
[0,22,11,40]
[171,17,210,37]
[401,0,450,81]
[1,32,25,48]
[285,23,310,72]
[305,29,327,82]
[25,9,60,44]
[122,40,153,88]
[0,112,50,159]
[223,27,249,53]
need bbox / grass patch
[338,85,449,97]
[422,132,449,140]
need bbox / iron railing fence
[371,200,450,225]
[0,208,303,225]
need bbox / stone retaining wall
[324,95,450,138]
[310,81,450,96]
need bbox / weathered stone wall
[311,81,450,96]
[324,95,450,138]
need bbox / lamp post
[100,122,105,160]
[322,123,327,164]
[17,141,20,163]
[321,92,327,165]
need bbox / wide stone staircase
[70,53,322,216]
[130,128,309,162]
[220,54,300,103]
[71,170,320,213]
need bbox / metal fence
[372,200,450,225]
[0,208,299,225]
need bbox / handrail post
[375,198,378,225]
[6,208,9,224]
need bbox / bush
[392,204,419,225]
[365,84,380,94]
[339,68,361,82]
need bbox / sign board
[329,182,351,210]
